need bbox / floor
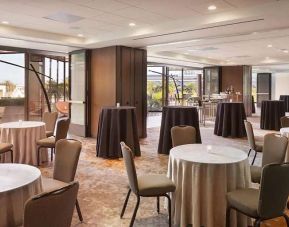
[40,114,287,227]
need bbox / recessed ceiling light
[208,5,217,11]
[1,21,9,24]
[129,22,136,27]
[267,44,272,48]
[77,33,84,37]
[282,49,289,53]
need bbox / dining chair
[244,120,263,165]
[43,112,58,137]
[37,118,70,165]
[281,116,289,128]
[226,163,289,227]
[41,139,83,222]
[0,142,13,162]
[171,125,196,147]
[120,142,176,227]
[250,133,288,184]
[24,181,79,227]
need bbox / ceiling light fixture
[77,33,84,37]
[1,21,9,24]
[282,49,289,53]
[129,22,136,27]
[208,5,217,11]
[267,44,272,48]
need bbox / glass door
[69,50,90,137]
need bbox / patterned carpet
[40,115,288,227]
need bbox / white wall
[272,73,289,100]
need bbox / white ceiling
[0,0,289,69]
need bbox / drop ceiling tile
[224,0,280,8]
[192,0,235,14]
[68,0,131,12]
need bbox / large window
[0,53,25,123]
[147,66,164,111]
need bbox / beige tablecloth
[168,144,251,227]
[0,164,42,227]
[0,121,48,165]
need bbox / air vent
[44,12,84,23]
[198,47,218,51]
[234,55,250,58]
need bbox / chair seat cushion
[42,177,69,192]
[37,137,55,147]
[46,131,54,137]
[0,143,13,153]
[250,166,261,183]
[227,188,260,218]
[255,142,263,152]
[137,175,175,196]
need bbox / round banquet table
[280,95,289,112]
[260,100,285,130]
[168,144,251,227]
[0,121,48,165]
[0,164,42,227]
[214,102,247,138]
[96,106,140,158]
[158,106,201,154]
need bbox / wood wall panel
[221,66,243,99]
[90,47,117,137]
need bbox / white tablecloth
[0,164,42,227]
[167,144,251,227]
[0,121,48,165]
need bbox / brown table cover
[157,106,201,154]
[96,106,140,158]
[280,95,289,112]
[214,102,247,138]
[260,100,285,130]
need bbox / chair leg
[248,148,252,157]
[120,189,131,218]
[37,146,41,166]
[284,214,289,227]
[157,196,160,214]
[129,195,140,227]
[226,207,231,227]
[9,149,13,163]
[254,219,262,227]
[164,194,172,227]
[251,151,257,165]
[75,199,83,222]
[50,148,53,162]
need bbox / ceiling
[0,0,289,69]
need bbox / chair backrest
[281,116,289,128]
[53,139,82,182]
[120,142,139,194]
[262,133,288,167]
[55,118,70,142]
[258,163,289,219]
[24,181,79,227]
[43,112,58,133]
[244,120,256,149]
[171,125,196,147]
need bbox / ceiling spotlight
[208,5,217,10]
[267,44,272,48]
[129,22,136,27]
[1,21,9,25]
[282,49,289,53]
[77,34,84,37]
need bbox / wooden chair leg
[129,195,140,227]
[164,194,172,227]
[251,151,257,165]
[50,148,53,162]
[120,189,131,218]
[157,196,160,214]
[284,214,289,227]
[248,148,252,157]
[37,146,41,166]
[75,199,83,222]
[9,149,13,163]
[226,207,231,227]
[254,219,262,227]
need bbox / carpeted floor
[40,115,287,227]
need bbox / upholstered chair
[0,142,13,162]
[226,163,289,227]
[41,139,83,222]
[24,181,79,227]
[37,118,70,165]
[250,133,288,184]
[171,125,196,147]
[43,112,58,137]
[120,142,176,227]
[244,120,263,165]
[281,116,289,128]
